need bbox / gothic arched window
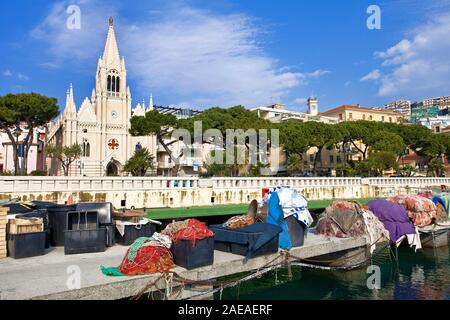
[107,70,120,95]
[116,77,120,93]
[82,140,91,157]
[111,76,116,93]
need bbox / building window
[389,117,392,123]
[369,115,373,120]
[362,114,366,120]
[382,116,385,121]
[309,154,314,162]
[349,113,353,119]
[82,140,91,157]
[330,155,334,163]
[107,70,120,94]
[336,156,342,163]
[339,114,343,120]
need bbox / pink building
[0,128,46,175]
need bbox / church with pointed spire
[47,17,157,176]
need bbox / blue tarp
[266,192,293,249]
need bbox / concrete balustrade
[0,176,448,209]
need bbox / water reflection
[219,241,450,300]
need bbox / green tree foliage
[335,163,355,177]
[46,144,82,176]
[286,153,304,175]
[123,148,155,176]
[130,110,180,175]
[370,130,406,156]
[0,93,59,175]
[356,151,398,177]
[397,165,415,177]
[427,158,445,177]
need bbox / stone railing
[211,177,362,188]
[362,177,450,187]
[0,176,449,208]
[0,176,199,193]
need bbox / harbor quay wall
[0,177,449,209]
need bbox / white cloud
[344,81,351,87]
[31,2,329,108]
[360,69,381,82]
[17,73,30,81]
[292,98,308,106]
[31,0,116,67]
[2,70,30,80]
[371,12,450,98]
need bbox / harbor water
[218,239,450,300]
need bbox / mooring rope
[131,236,391,300]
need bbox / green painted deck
[147,198,376,220]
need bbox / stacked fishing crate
[0,207,7,259]
[7,216,46,259]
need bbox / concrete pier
[0,231,368,300]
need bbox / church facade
[47,17,157,176]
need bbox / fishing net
[389,195,437,227]
[223,215,256,229]
[315,201,367,238]
[117,234,174,276]
[163,219,214,246]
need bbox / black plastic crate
[7,232,46,259]
[48,204,76,246]
[76,203,113,224]
[102,223,115,247]
[64,228,107,255]
[115,223,156,246]
[285,215,306,247]
[16,209,50,249]
[210,222,281,258]
[171,237,214,270]
[67,211,98,231]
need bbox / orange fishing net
[163,219,214,246]
[389,195,437,227]
[118,244,174,275]
[223,215,256,229]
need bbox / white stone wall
[1,177,449,209]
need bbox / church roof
[63,83,77,118]
[102,16,121,68]
[78,98,97,123]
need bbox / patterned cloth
[262,186,313,227]
[389,195,437,227]
[432,193,450,222]
[315,201,367,238]
[361,209,390,253]
[223,215,256,229]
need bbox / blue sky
[1,0,450,113]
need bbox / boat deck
[0,231,368,300]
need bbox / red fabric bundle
[172,219,214,246]
[118,245,174,276]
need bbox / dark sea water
[218,240,450,300]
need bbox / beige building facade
[320,105,404,123]
[47,18,157,176]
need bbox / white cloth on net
[395,227,422,252]
[263,186,314,228]
[115,218,151,237]
[361,209,390,254]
